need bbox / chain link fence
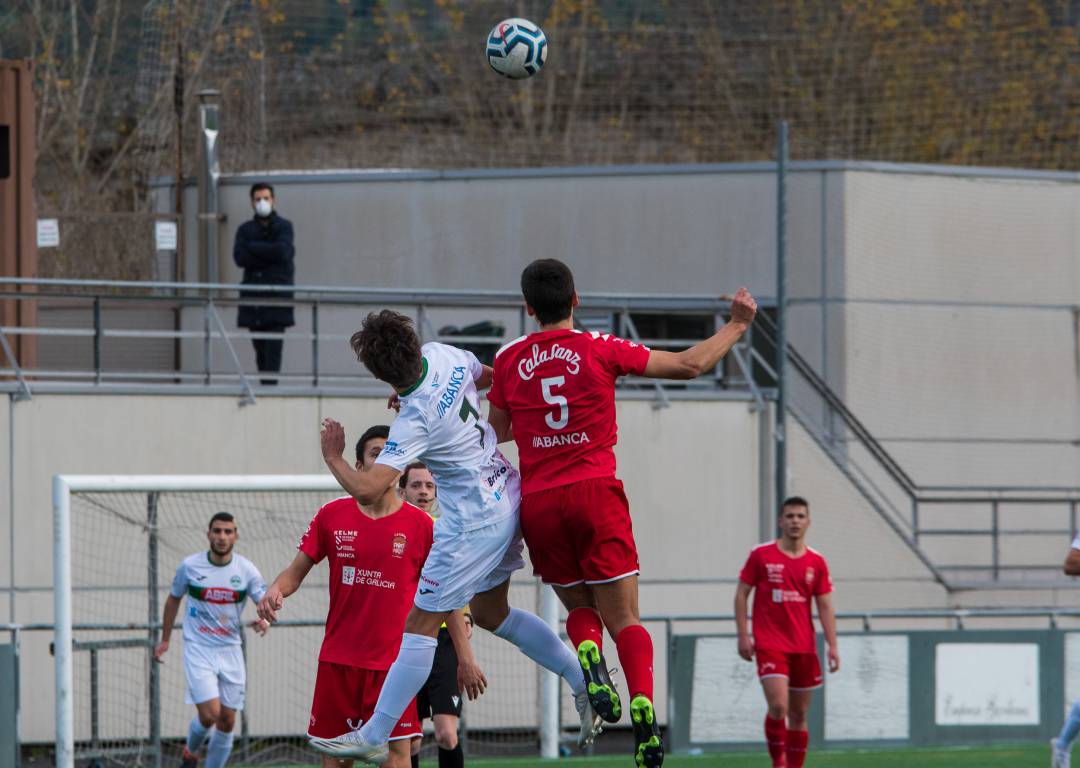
[8,1,1080,280]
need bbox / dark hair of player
[249,182,274,199]
[781,496,810,514]
[355,424,390,463]
[350,310,424,390]
[208,511,235,529]
[521,258,575,325]
[398,461,428,489]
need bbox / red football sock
[614,624,654,701]
[786,728,808,768]
[764,716,787,766]
[566,607,604,651]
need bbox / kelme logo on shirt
[382,441,406,458]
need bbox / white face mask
[254,199,273,217]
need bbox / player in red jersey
[735,497,840,768]
[486,258,757,768]
[257,425,476,768]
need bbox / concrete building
[4,160,1077,742]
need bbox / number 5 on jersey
[541,376,568,430]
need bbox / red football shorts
[520,476,640,587]
[755,649,823,691]
[308,661,421,740]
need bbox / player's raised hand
[737,634,755,662]
[827,644,840,673]
[258,586,285,624]
[320,418,346,463]
[458,657,489,701]
[730,287,757,325]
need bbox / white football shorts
[415,513,525,613]
[183,642,246,710]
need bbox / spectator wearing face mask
[233,182,295,385]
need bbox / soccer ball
[486,18,548,79]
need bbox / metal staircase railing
[754,310,1080,589]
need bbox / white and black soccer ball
[486,18,548,79]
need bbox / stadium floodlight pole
[775,121,789,513]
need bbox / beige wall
[841,171,1080,486]
[1,399,10,598]
[7,388,1073,741]
[6,393,764,740]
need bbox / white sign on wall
[825,635,909,740]
[935,643,1039,726]
[690,637,768,742]
[36,218,59,248]
[154,220,178,251]
[1065,633,1080,715]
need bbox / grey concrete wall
[176,164,843,383]
[205,167,787,294]
[164,161,1079,482]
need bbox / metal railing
[0,277,770,406]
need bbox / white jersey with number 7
[376,342,518,533]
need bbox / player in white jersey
[154,512,269,768]
[310,310,601,763]
[1052,533,1080,767]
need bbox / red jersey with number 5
[488,329,650,496]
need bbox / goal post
[52,474,562,768]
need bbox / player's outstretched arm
[153,594,182,661]
[642,287,757,380]
[321,418,401,505]
[734,581,754,661]
[446,610,487,700]
[1064,546,1080,575]
[475,364,494,391]
[816,592,840,673]
[258,552,316,624]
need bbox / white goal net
[52,475,561,768]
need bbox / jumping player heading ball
[487,258,757,768]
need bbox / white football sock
[494,607,586,696]
[359,633,438,743]
[186,717,210,753]
[204,729,234,768]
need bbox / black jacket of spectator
[233,212,296,329]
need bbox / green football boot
[630,695,664,768]
[576,639,622,723]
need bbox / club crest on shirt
[392,533,407,558]
[230,575,242,587]
[805,567,815,586]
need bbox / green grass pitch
[410,742,1050,767]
